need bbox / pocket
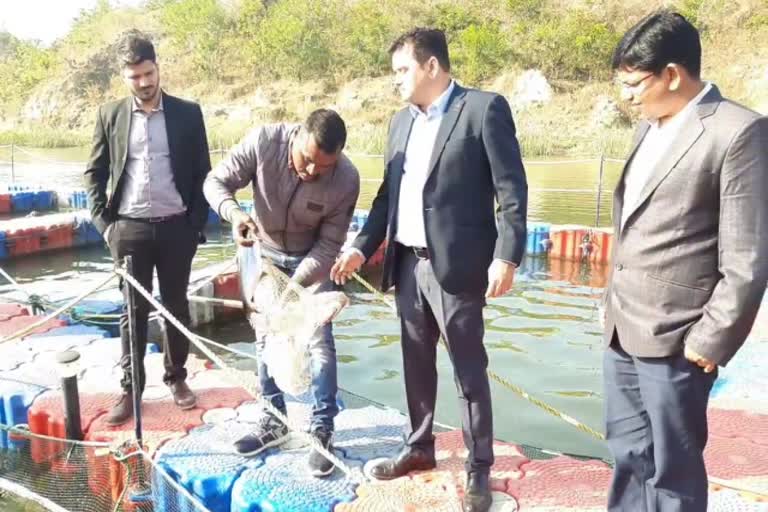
[293,200,327,228]
[646,273,712,293]
[107,221,119,244]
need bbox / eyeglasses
[615,73,655,95]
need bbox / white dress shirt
[621,83,712,228]
[394,80,456,248]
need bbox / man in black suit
[331,27,527,512]
[84,33,210,425]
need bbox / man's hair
[304,109,347,154]
[118,31,157,67]
[612,10,701,78]
[389,27,451,72]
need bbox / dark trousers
[395,247,493,473]
[108,215,198,392]
[604,335,717,511]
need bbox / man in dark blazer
[84,33,211,425]
[603,11,768,511]
[331,28,527,512]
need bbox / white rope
[0,265,25,295]
[10,146,83,166]
[0,478,71,512]
[193,333,260,360]
[0,272,117,343]
[3,423,112,447]
[115,265,364,484]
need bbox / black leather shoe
[369,447,436,480]
[463,471,492,512]
[169,380,197,410]
[105,394,134,426]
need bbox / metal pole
[10,143,15,183]
[123,255,151,502]
[124,255,143,446]
[56,350,83,441]
[595,153,605,227]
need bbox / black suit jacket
[353,84,528,294]
[83,92,211,234]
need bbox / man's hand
[485,259,516,298]
[330,249,365,285]
[684,345,717,373]
[230,209,258,247]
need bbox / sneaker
[307,429,335,477]
[233,414,290,457]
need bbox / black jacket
[353,84,528,294]
[83,92,211,234]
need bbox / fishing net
[0,424,210,512]
[237,243,349,395]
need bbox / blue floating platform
[230,451,359,512]
[154,421,265,512]
[0,377,48,449]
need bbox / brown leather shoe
[462,471,492,512]
[105,394,134,426]
[169,380,197,410]
[369,447,436,480]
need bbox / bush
[0,34,54,116]
[513,10,621,80]
[248,0,341,81]
[160,0,233,77]
[452,22,510,85]
[332,0,395,80]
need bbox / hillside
[0,0,766,157]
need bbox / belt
[118,212,186,223]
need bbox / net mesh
[238,244,349,395]
[0,424,210,512]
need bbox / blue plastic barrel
[526,222,551,255]
[11,191,34,212]
[0,231,7,260]
[32,191,54,211]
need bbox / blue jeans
[253,245,339,432]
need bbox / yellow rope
[352,271,768,499]
[350,271,606,441]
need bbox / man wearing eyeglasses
[603,10,768,511]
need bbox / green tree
[0,33,54,115]
[452,22,509,85]
[160,0,233,77]
[249,0,341,80]
[333,0,394,79]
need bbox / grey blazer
[604,85,768,365]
